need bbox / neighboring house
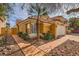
[0,16,6,35]
[16,16,67,39]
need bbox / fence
[1,28,17,35]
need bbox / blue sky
[7,4,29,27]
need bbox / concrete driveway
[66,33,79,42]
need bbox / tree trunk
[36,16,40,40]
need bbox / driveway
[66,33,79,42]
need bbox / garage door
[56,25,66,36]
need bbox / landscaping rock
[44,40,79,56]
[0,47,4,52]
[0,35,24,56]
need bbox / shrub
[17,32,23,37]
[42,32,54,40]
[21,32,29,40]
[0,40,3,45]
[0,38,6,45]
[17,32,29,40]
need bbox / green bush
[21,32,29,40]
[0,38,6,45]
[42,32,54,40]
[0,40,3,45]
[17,32,29,40]
[17,32,23,37]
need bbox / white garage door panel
[56,25,66,36]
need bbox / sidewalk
[12,35,68,56]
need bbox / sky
[7,3,79,27]
[7,4,29,27]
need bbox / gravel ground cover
[0,34,24,56]
[44,40,79,56]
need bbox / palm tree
[28,3,48,40]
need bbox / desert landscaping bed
[17,32,55,47]
[0,34,24,56]
[44,40,79,56]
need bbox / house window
[32,23,36,33]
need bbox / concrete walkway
[12,34,79,56]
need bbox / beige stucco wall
[18,23,26,33]
[50,23,56,37]
[42,23,51,33]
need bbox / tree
[0,3,16,20]
[6,22,10,28]
[69,17,79,29]
[66,8,79,14]
[5,22,10,34]
[0,4,6,16]
[0,4,7,22]
[27,3,48,40]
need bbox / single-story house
[16,16,67,39]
